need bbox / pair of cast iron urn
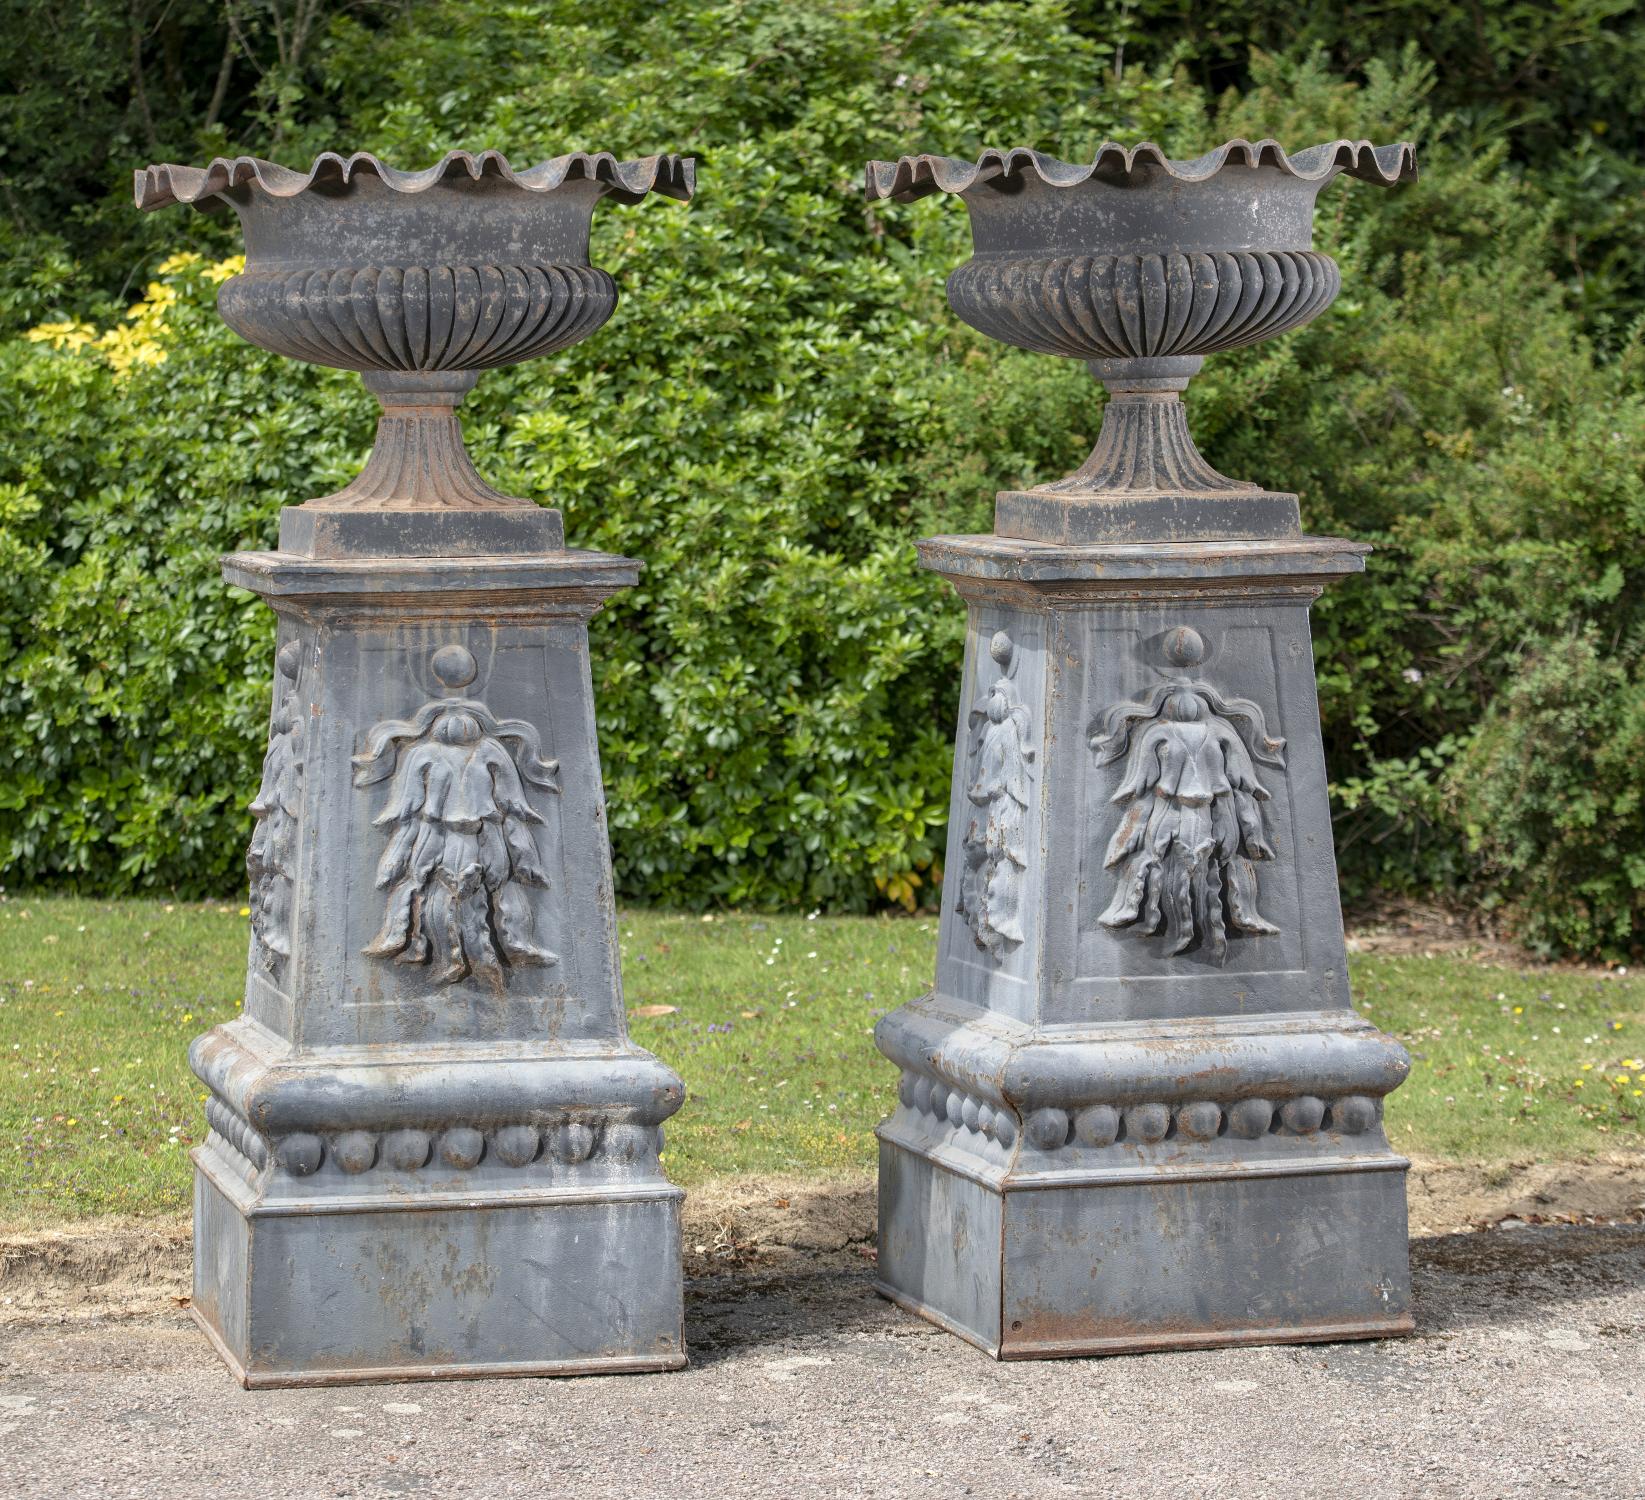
[137,135,1418,1385]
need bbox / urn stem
[304,370,527,512]
[1044,389,1255,499]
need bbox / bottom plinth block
[875,1136,1412,1360]
[191,1156,685,1387]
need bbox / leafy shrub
[2,1,1644,956]
[0,2,1203,908]
[1450,630,1645,955]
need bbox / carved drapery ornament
[247,640,303,970]
[1091,627,1284,964]
[956,630,1035,959]
[353,644,560,986]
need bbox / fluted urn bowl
[136,150,693,554]
[866,140,1415,543]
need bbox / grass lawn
[1,895,1642,1224]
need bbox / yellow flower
[137,280,180,311]
[1512,1006,1523,1014]
[1618,1074,1632,1084]
[24,320,97,352]
[1581,1062,1593,1070]
[239,906,251,917]
[205,254,245,284]
[155,251,202,275]
[97,323,167,376]
[1572,1080,1585,1088]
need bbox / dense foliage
[2,1,1644,953]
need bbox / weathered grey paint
[865,142,1418,1358]
[138,148,695,1385]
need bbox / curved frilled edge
[864,139,1416,202]
[135,149,695,212]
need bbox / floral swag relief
[956,630,1035,960]
[353,644,560,986]
[1090,626,1284,964]
[247,640,303,971]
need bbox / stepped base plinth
[876,1132,1411,1359]
[193,1148,684,1387]
[873,998,1412,1358]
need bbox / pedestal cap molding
[191,1019,685,1135]
[917,534,1368,605]
[875,994,1409,1112]
[916,533,1368,585]
[221,546,639,615]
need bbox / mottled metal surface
[138,148,694,1385]
[864,139,1414,543]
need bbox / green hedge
[3,2,1644,954]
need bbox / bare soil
[1343,897,1633,974]
[4,1156,1642,1328]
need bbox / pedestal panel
[193,1154,684,1387]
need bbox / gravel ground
[2,1223,1642,1499]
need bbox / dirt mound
[681,1173,876,1272]
[1407,1153,1645,1234]
[0,1216,191,1324]
[3,1158,1641,1326]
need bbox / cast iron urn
[867,139,1414,543]
[137,149,693,554]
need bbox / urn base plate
[191,1144,685,1388]
[993,485,1302,545]
[278,502,565,560]
[875,1135,1412,1360]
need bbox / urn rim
[864,138,1416,204]
[135,148,696,213]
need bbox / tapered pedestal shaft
[873,534,1412,1358]
[190,543,684,1387]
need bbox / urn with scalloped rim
[137,150,693,558]
[866,140,1415,543]
[865,138,1420,1364]
[142,149,696,1388]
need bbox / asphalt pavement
[3,1224,1642,1499]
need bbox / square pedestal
[192,542,688,1386]
[873,533,1415,1359]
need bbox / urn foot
[995,391,1303,544]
